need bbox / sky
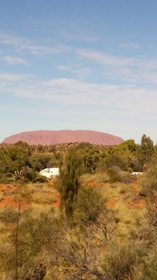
[1,0,157,144]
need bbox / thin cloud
[0,72,32,82]
[56,65,70,71]
[119,43,140,49]
[1,72,157,144]
[0,74,156,114]
[56,64,92,80]
[0,31,70,55]
[17,43,69,55]
[76,48,157,85]
[1,56,29,65]
[64,32,98,42]
[76,49,139,67]
[76,48,157,70]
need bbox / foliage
[0,176,153,279]
[140,253,157,280]
[57,147,82,217]
[107,166,122,182]
[1,135,157,278]
[74,185,106,225]
[140,160,157,230]
[77,142,103,173]
[0,207,20,224]
[104,241,141,280]
[137,134,154,170]
[29,153,56,172]
[95,139,139,174]
[0,142,32,182]
[0,135,153,183]
[140,161,157,198]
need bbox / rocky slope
[2,130,124,146]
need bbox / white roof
[39,167,59,178]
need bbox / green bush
[107,166,122,183]
[74,185,106,225]
[0,174,13,184]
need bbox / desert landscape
[0,134,156,279]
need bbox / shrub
[0,207,19,224]
[140,253,157,280]
[31,192,57,204]
[74,185,106,225]
[94,173,109,183]
[33,174,48,183]
[0,174,13,184]
[105,242,141,280]
[107,166,122,183]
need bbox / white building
[39,167,59,178]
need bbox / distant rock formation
[2,130,124,146]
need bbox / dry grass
[0,173,152,280]
[0,173,148,242]
[80,173,148,240]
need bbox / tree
[76,143,102,173]
[140,159,157,226]
[29,153,56,172]
[138,134,154,170]
[0,146,10,175]
[8,141,32,181]
[59,148,82,217]
[0,142,32,182]
[74,185,107,225]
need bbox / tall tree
[138,134,154,170]
[59,147,82,217]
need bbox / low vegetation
[0,134,157,279]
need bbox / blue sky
[1,0,157,144]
